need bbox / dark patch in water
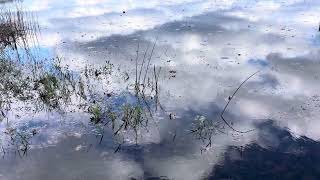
[209,121,320,180]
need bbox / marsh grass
[2,125,37,157]
[0,56,102,155]
[37,74,60,108]
[0,2,159,154]
[0,5,260,155]
[0,37,260,155]
[190,115,227,152]
[0,57,34,122]
[83,40,166,147]
[86,101,148,147]
[190,71,260,151]
[0,6,39,60]
[89,104,102,124]
[115,104,145,137]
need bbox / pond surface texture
[0,0,320,179]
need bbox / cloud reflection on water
[0,0,320,179]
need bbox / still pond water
[0,0,320,179]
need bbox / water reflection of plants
[87,41,165,149]
[190,115,223,151]
[0,5,167,154]
[0,44,161,155]
[0,6,39,60]
[190,71,260,151]
[0,3,261,156]
[0,41,259,156]
[2,125,37,157]
[0,53,119,148]
[88,102,150,148]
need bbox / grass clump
[37,74,60,108]
[89,104,102,124]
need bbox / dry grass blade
[220,70,261,133]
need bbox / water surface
[0,0,320,179]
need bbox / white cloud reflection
[1,0,320,179]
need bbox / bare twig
[220,70,261,133]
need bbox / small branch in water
[172,132,176,142]
[99,132,104,145]
[220,70,261,133]
[114,144,122,153]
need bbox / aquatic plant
[2,125,37,157]
[89,104,102,124]
[190,115,219,149]
[0,6,39,59]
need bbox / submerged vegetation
[0,0,261,157]
[1,0,320,179]
[0,30,160,154]
[2,125,37,157]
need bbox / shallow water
[0,0,320,179]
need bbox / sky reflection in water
[0,0,320,179]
